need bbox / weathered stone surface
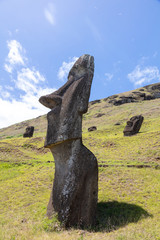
[88,126,97,132]
[39,54,98,227]
[23,126,34,138]
[47,139,98,227]
[123,115,144,136]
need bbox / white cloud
[0,40,57,128]
[2,91,11,99]
[4,64,12,73]
[128,65,160,87]
[0,84,56,128]
[57,56,78,81]
[44,3,55,25]
[20,87,56,109]
[0,98,47,128]
[0,86,11,99]
[4,40,27,73]
[16,68,45,93]
[105,73,113,81]
[36,87,56,98]
[5,86,14,91]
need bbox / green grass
[0,98,160,239]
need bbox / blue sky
[0,0,160,128]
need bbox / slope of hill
[0,83,160,240]
[1,82,160,139]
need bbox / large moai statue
[39,54,98,227]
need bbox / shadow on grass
[43,201,152,232]
[93,201,152,232]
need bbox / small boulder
[23,126,34,138]
[88,126,97,132]
[115,122,120,126]
[95,113,105,118]
[123,115,144,136]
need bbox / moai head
[23,126,34,138]
[123,115,144,136]
[39,54,94,147]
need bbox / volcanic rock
[89,99,101,105]
[104,82,160,107]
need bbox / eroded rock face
[104,83,160,107]
[39,54,98,227]
[123,115,144,136]
[23,126,34,138]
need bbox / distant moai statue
[123,115,144,136]
[39,54,98,227]
[23,126,34,138]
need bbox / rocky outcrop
[89,99,101,105]
[23,126,34,138]
[104,83,160,106]
[39,54,98,228]
[123,115,144,136]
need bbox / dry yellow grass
[0,96,160,239]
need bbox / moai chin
[39,54,98,227]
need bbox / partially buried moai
[23,126,34,138]
[39,54,98,227]
[123,115,144,136]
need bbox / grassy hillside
[0,88,160,239]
